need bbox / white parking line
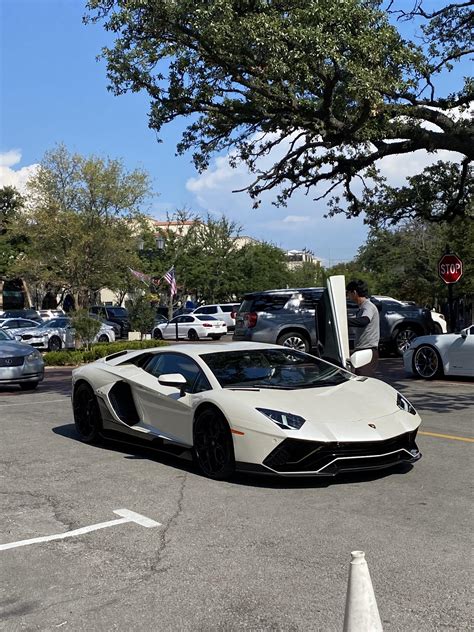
[0,509,161,551]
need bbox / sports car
[403,325,474,379]
[71,278,421,480]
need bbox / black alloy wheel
[277,331,309,353]
[188,329,199,341]
[153,328,163,340]
[413,345,443,379]
[48,336,62,352]
[394,327,418,356]
[193,410,235,480]
[73,383,103,443]
[98,334,109,343]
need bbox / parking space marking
[418,430,474,443]
[0,509,161,551]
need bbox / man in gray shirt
[346,279,380,377]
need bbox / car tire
[19,382,39,391]
[412,344,443,379]
[153,328,163,340]
[48,336,62,352]
[73,382,103,443]
[193,409,235,480]
[98,334,109,343]
[188,329,199,341]
[394,327,418,356]
[277,331,310,353]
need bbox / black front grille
[263,432,419,474]
[0,356,24,367]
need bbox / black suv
[89,306,131,339]
[233,288,435,356]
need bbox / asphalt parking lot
[1,351,472,631]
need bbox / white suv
[192,303,240,331]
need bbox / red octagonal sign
[438,253,463,284]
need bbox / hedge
[43,339,167,366]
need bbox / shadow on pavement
[52,422,414,490]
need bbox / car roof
[242,287,324,298]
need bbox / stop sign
[438,253,463,284]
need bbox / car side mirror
[460,328,470,338]
[158,373,187,395]
[350,349,374,370]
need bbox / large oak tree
[86,0,473,225]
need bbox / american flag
[164,267,177,296]
[128,267,151,284]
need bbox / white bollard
[343,551,383,632]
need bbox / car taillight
[245,312,258,328]
[202,323,212,328]
[230,311,236,319]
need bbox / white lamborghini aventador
[71,277,422,480]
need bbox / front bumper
[0,365,44,385]
[251,431,421,476]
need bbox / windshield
[37,318,70,329]
[107,307,128,317]
[0,329,14,340]
[201,348,350,389]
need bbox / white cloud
[0,150,39,193]
[283,215,311,223]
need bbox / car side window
[144,353,211,393]
[181,316,194,323]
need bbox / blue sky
[0,0,467,265]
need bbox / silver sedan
[0,328,44,390]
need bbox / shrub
[70,309,102,349]
[128,295,156,339]
[43,339,166,366]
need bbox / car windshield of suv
[201,348,350,389]
[107,308,128,317]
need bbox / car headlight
[256,408,306,430]
[25,350,42,363]
[397,393,417,415]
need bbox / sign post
[438,250,463,332]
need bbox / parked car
[71,276,421,480]
[0,318,41,331]
[38,309,66,320]
[234,287,435,357]
[152,314,227,341]
[0,328,44,390]
[403,325,474,379]
[373,296,447,334]
[89,306,131,339]
[0,309,42,323]
[88,313,121,338]
[192,303,240,331]
[15,317,115,351]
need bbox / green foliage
[354,218,473,306]
[8,145,151,305]
[128,294,156,338]
[86,0,473,225]
[234,241,291,295]
[287,261,324,289]
[70,309,102,349]
[43,339,167,366]
[0,186,27,277]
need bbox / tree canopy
[10,145,151,307]
[86,0,473,225]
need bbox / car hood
[0,341,37,357]
[221,377,419,441]
[17,327,49,336]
